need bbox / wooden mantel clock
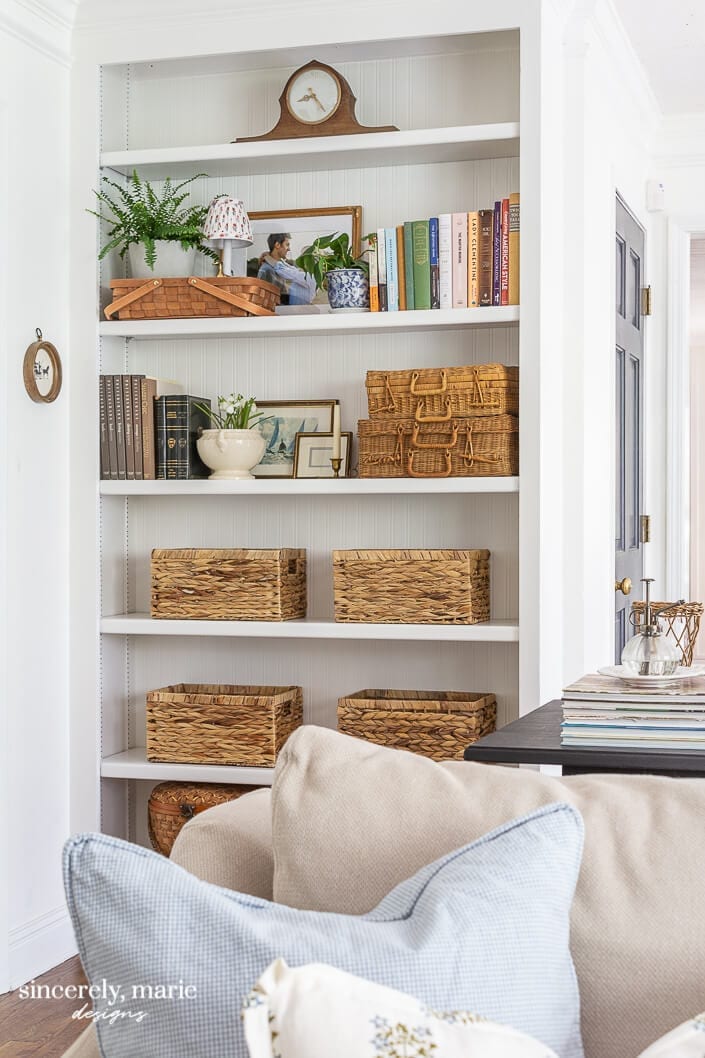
[235,60,398,141]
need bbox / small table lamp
[203,195,253,277]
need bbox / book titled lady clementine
[467,211,480,307]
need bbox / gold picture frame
[294,431,353,478]
[253,400,338,478]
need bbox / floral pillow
[243,959,558,1058]
[638,1014,705,1057]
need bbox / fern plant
[88,170,219,270]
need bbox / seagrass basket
[366,364,518,420]
[333,549,490,624]
[630,601,703,666]
[148,781,260,856]
[151,548,306,621]
[105,276,280,320]
[338,689,497,761]
[357,415,518,478]
[146,684,303,766]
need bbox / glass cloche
[621,578,681,676]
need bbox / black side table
[463,699,705,777]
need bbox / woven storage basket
[105,276,280,320]
[630,600,703,666]
[151,548,306,621]
[148,781,260,856]
[333,549,490,624]
[366,364,518,420]
[146,683,303,766]
[338,689,497,761]
[357,415,518,478]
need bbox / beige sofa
[64,726,705,1058]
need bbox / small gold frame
[23,329,62,404]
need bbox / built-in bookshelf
[70,19,561,850]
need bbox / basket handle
[410,369,447,396]
[408,449,452,477]
[461,425,501,467]
[188,277,275,316]
[104,278,163,319]
[411,421,459,450]
[415,397,452,422]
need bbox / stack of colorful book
[561,673,705,750]
[368,196,519,312]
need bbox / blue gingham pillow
[63,803,585,1058]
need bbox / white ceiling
[611,0,705,113]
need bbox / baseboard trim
[8,906,77,990]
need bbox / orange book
[396,225,407,310]
[369,234,380,312]
[467,211,480,307]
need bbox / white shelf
[101,748,274,784]
[99,305,519,340]
[100,615,520,642]
[100,477,519,496]
[100,123,520,179]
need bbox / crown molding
[0,0,76,64]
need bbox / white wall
[560,0,661,683]
[0,0,77,992]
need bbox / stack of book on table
[561,672,705,750]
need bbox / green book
[403,221,415,310]
[411,220,431,310]
[155,394,211,480]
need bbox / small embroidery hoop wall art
[23,328,62,403]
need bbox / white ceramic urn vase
[128,240,197,278]
[196,429,266,480]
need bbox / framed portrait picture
[236,207,362,307]
[294,432,353,478]
[253,400,338,477]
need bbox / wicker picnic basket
[148,781,260,856]
[366,364,518,420]
[150,548,306,621]
[630,600,703,666]
[357,414,518,478]
[337,689,497,761]
[146,683,303,766]
[333,549,490,624]
[105,276,280,320]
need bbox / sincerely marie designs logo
[19,978,198,1027]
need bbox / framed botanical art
[253,400,338,477]
[294,432,353,478]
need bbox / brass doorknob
[615,577,632,595]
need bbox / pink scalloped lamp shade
[203,196,253,246]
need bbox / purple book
[493,201,502,306]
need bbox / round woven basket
[630,600,703,666]
[148,781,259,856]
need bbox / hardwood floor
[0,956,88,1057]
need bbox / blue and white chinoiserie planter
[326,268,370,312]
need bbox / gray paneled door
[615,195,645,661]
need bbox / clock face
[286,67,342,125]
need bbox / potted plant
[194,393,269,480]
[89,169,220,278]
[295,232,370,312]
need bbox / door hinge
[640,514,651,543]
[641,286,652,316]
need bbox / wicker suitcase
[146,683,303,766]
[365,364,518,420]
[357,414,518,478]
[105,276,280,320]
[333,549,490,624]
[337,688,497,761]
[148,781,260,856]
[151,548,307,621]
